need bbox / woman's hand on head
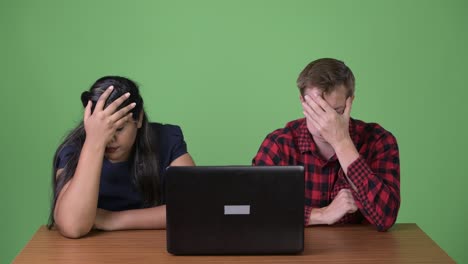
[83,86,136,147]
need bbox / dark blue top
[55,123,188,211]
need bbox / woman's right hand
[83,86,136,147]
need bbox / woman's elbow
[55,219,92,239]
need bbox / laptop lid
[165,166,304,255]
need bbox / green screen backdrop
[1,0,467,263]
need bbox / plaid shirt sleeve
[345,132,400,231]
[252,134,286,166]
[252,134,311,226]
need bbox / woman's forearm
[97,206,167,231]
[54,140,105,238]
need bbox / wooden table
[14,223,454,263]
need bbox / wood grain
[13,224,454,263]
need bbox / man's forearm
[346,159,400,231]
[333,138,360,177]
[308,208,327,225]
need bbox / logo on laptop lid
[224,205,250,215]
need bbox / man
[252,58,400,231]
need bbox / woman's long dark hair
[48,76,160,228]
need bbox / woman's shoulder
[148,123,187,160]
[55,144,80,169]
[149,122,184,138]
[57,144,79,157]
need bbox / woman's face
[104,113,142,163]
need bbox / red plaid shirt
[252,118,400,231]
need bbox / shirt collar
[297,119,316,154]
[296,118,357,154]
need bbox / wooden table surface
[13,223,454,263]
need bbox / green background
[1,0,467,263]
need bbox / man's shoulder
[264,118,304,143]
[352,118,397,142]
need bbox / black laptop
[165,166,304,255]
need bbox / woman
[48,76,195,238]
